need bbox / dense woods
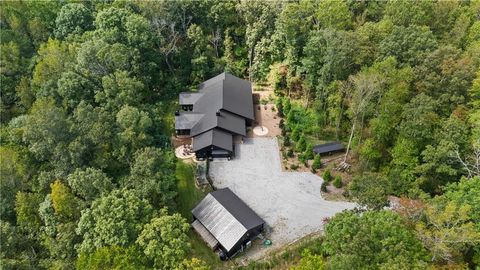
[0,1,479,269]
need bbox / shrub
[279,119,285,129]
[283,98,291,115]
[281,127,287,136]
[333,175,342,188]
[287,149,294,157]
[276,99,284,116]
[299,154,307,166]
[296,134,306,152]
[290,164,299,170]
[291,126,300,141]
[312,154,321,170]
[323,169,332,182]
[287,110,294,124]
[321,182,328,192]
[303,143,313,160]
[283,136,291,147]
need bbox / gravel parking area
[209,138,356,257]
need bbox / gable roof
[179,92,203,105]
[192,128,233,152]
[192,188,265,252]
[175,72,253,145]
[175,112,203,130]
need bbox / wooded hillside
[0,1,479,269]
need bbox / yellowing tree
[416,202,480,264]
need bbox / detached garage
[191,188,265,260]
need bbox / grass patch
[176,161,205,219]
[175,160,222,267]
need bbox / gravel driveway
[209,138,356,254]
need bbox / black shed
[313,141,345,155]
[191,188,265,260]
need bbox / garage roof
[192,188,265,252]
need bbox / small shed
[191,188,265,260]
[313,141,344,155]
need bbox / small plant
[323,169,332,182]
[312,154,321,170]
[283,136,291,147]
[271,106,276,112]
[283,98,291,115]
[276,98,284,116]
[281,127,287,136]
[298,154,306,165]
[303,143,313,160]
[260,99,268,105]
[296,134,306,152]
[287,148,294,157]
[321,182,328,192]
[333,175,342,188]
[290,164,299,170]
[291,126,300,141]
[279,119,285,129]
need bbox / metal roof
[179,92,203,105]
[176,73,253,151]
[192,188,265,252]
[192,128,233,152]
[313,142,345,155]
[175,112,204,130]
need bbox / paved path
[209,138,356,257]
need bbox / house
[313,141,345,155]
[175,72,254,160]
[191,188,265,260]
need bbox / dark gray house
[191,188,265,260]
[175,72,254,160]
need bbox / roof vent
[216,110,221,116]
[175,110,180,116]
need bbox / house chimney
[216,110,221,116]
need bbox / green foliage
[322,170,332,182]
[416,201,480,264]
[67,168,113,202]
[380,25,437,67]
[50,180,83,222]
[303,143,313,160]
[127,147,176,207]
[312,154,321,171]
[316,1,352,30]
[320,182,328,193]
[323,210,429,269]
[54,3,93,39]
[136,209,191,269]
[333,176,342,188]
[15,192,42,233]
[76,246,148,270]
[0,146,29,222]
[1,1,479,268]
[76,189,154,253]
[349,173,390,210]
[296,134,306,152]
[292,249,326,270]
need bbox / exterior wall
[224,223,264,258]
[195,146,232,160]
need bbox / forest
[0,0,479,269]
